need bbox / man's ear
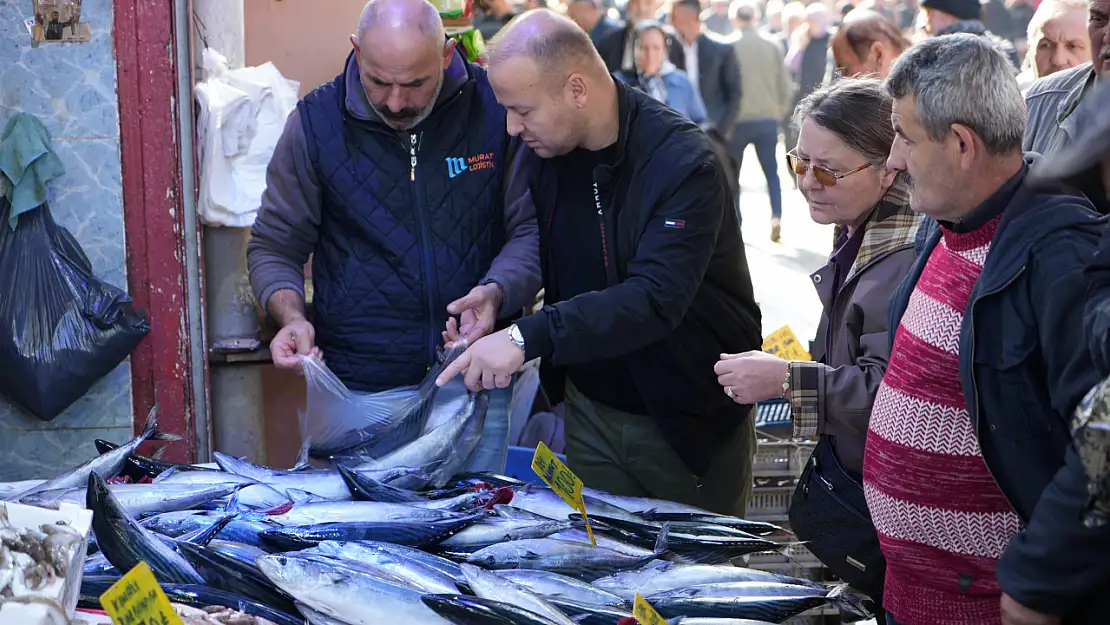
[350,34,360,56]
[950,123,980,170]
[443,38,459,68]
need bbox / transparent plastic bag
[298,345,469,458]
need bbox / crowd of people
[245,0,1110,622]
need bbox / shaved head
[488,9,619,158]
[489,9,608,87]
[350,0,454,130]
[357,0,444,46]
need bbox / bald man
[247,0,540,470]
[438,10,763,515]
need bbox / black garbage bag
[0,196,150,421]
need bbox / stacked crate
[749,399,834,624]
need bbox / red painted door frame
[115,0,197,462]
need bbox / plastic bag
[0,197,150,421]
[195,48,300,227]
[298,345,470,458]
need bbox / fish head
[465,550,502,569]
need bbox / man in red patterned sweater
[864,34,1110,625]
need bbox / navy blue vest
[299,58,506,392]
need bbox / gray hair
[1026,0,1088,43]
[885,34,1026,156]
[793,77,897,166]
[356,0,444,44]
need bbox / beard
[370,74,444,131]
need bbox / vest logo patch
[446,152,495,179]
[664,219,686,229]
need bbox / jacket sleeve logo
[446,152,496,179]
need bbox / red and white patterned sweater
[863,215,1023,625]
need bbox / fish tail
[654,521,671,555]
[140,405,183,442]
[291,437,313,471]
[828,582,872,619]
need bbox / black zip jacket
[515,79,763,476]
[888,161,1110,621]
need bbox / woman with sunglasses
[714,77,921,616]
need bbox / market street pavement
[737,140,833,349]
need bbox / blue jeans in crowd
[730,119,783,220]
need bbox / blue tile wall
[0,0,132,481]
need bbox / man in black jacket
[668,0,742,135]
[438,9,764,516]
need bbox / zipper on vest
[409,132,439,365]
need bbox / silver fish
[592,560,823,600]
[154,467,259,486]
[510,485,646,525]
[14,407,178,500]
[21,482,241,516]
[306,541,459,594]
[338,540,463,582]
[549,529,655,557]
[441,514,579,549]
[462,563,578,625]
[581,488,712,515]
[1072,375,1110,527]
[268,501,467,527]
[647,582,868,622]
[362,392,489,489]
[256,554,450,624]
[297,602,351,625]
[86,473,204,585]
[493,569,627,606]
[466,527,668,582]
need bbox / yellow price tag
[633,593,668,625]
[762,325,811,361]
[100,562,184,625]
[531,441,597,545]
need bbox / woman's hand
[714,351,790,404]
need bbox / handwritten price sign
[633,593,668,625]
[100,562,183,625]
[531,442,597,545]
[762,325,811,361]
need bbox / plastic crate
[0,501,92,624]
[504,445,567,486]
[756,398,792,431]
[747,485,794,520]
[752,440,816,477]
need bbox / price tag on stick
[633,593,668,625]
[531,441,597,545]
[100,561,184,625]
[762,324,812,361]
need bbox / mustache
[382,107,420,120]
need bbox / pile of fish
[174,604,280,625]
[0,505,85,618]
[0,392,872,624]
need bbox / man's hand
[270,317,321,374]
[436,328,524,391]
[444,283,503,348]
[713,351,789,404]
[1001,594,1061,625]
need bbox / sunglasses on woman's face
[786,151,872,187]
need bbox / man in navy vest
[247,0,540,471]
[438,11,763,515]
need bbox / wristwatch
[508,324,526,354]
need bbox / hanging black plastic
[0,196,150,421]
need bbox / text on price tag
[531,441,596,545]
[762,325,811,361]
[633,593,668,625]
[100,561,184,625]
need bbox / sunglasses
[787,151,872,187]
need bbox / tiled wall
[0,0,132,480]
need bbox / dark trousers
[562,380,757,516]
[730,119,783,220]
